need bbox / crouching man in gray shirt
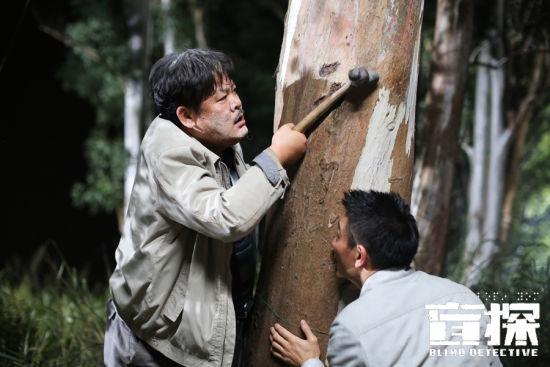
[270,190,502,367]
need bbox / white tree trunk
[124,79,142,212]
[189,0,207,48]
[464,57,511,286]
[462,43,513,286]
[123,0,152,217]
[462,44,490,272]
[161,0,175,54]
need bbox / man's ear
[176,106,197,129]
[355,244,369,269]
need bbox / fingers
[300,320,317,342]
[274,323,297,340]
[270,325,290,347]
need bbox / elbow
[209,215,257,243]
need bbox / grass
[1,241,548,366]
[471,245,550,367]
[0,244,108,366]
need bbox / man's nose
[230,92,242,111]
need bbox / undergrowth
[0,244,108,366]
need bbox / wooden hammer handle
[294,82,352,133]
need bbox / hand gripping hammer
[294,67,379,133]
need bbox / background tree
[460,0,550,286]
[411,0,474,276]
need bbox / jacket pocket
[161,231,195,322]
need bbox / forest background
[0,0,548,366]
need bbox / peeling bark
[244,1,424,365]
[411,0,473,276]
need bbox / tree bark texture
[244,1,424,365]
[410,0,473,276]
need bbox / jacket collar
[360,268,415,296]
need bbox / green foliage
[473,249,550,366]
[71,133,125,214]
[59,0,130,215]
[0,245,107,366]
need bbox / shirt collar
[360,268,415,296]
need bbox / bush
[0,245,108,366]
[473,244,550,367]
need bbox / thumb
[300,320,316,341]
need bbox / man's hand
[269,123,307,166]
[270,320,320,366]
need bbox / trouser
[231,232,256,367]
[232,303,253,367]
[103,299,181,367]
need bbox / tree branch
[37,23,125,87]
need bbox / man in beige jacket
[104,49,307,367]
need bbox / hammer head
[348,67,379,87]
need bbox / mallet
[294,67,379,133]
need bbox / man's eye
[218,95,227,102]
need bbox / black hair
[342,190,419,270]
[148,48,235,124]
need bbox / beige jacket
[109,116,289,367]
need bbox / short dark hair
[148,49,235,124]
[342,190,419,270]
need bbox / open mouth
[234,114,245,125]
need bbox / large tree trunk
[411,0,473,276]
[244,1,424,365]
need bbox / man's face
[192,76,248,153]
[331,216,360,281]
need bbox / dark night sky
[1,1,120,281]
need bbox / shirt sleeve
[302,358,325,367]
[252,148,287,186]
[152,146,289,242]
[327,321,367,367]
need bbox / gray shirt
[304,269,502,367]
